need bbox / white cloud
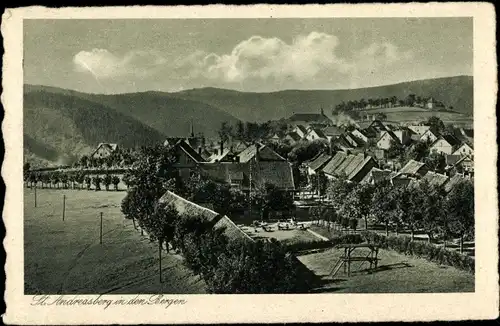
[73,48,166,79]
[73,32,414,90]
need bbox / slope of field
[174,76,473,122]
[24,87,167,166]
[297,247,474,293]
[24,188,206,294]
[357,106,473,125]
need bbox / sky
[23,18,473,94]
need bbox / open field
[355,106,472,125]
[24,188,206,294]
[297,247,474,293]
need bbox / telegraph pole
[62,194,66,221]
[99,212,103,245]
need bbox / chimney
[220,140,224,155]
[198,147,202,155]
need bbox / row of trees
[333,94,448,113]
[24,170,124,191]
[120,144,313,293]
[325,176,474,253]
[75,147,138,169]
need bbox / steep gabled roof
[348,156,377,182]
[398,159,428,177]
[441,134,462,147]
[333,154,357,176]
[285,131,302,142]
[237,144,286,163]
[445,154,462,166]
[308,128,327,139]
[322,151,347,175]
[294,124,308,135]
[159,191,253,242]
[323,125,344,137]
[444,174,466,193]
[254,161,295,190]
[343,153,366,177]
[421,171,449,188]
[307,153,333,172]
[176,139,205,163]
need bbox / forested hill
[173,76,473,122]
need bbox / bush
[360,231,474,273]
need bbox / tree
[112,175,120,191]
[310,171,328,196]
[218,121,233,143]
[326,176,355,213]
[426,116,445,134]
[147,202,179,253]
[85,176,92,190]
[103,173,112,191]
[287,140,328,164]
[446,180,474,253]
[419,181,446,243]
[235,120,246,141]
[370,180,398,236]
[92,175,102,191]
[386,139,405,160]
[122,172,134,189]
[397,184,425,241]
[424,152,446,173]
[252,183,294,220]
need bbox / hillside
[24,85,242,166]
[173,76,473,122]
[24,88,167,166]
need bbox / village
[23,93,475,294]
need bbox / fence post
[34,185,37,208]
[100,212,103,245]
[62,194,66,221]
[159,241,162,283]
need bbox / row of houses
[170,139,295,193]
[306,148,472,194]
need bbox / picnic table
[329,243,380,277]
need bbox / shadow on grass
[361,262,413,274]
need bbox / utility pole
[34,184,37,208]
[159,241,162,283]
[100,212,103,245]
[249,158,252,220]
[62,194,66,221]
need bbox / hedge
[285,233,363,253]
[360,231,475,274]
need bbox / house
[307,153,333,175]
[429,135,461,155]
[420,171,449,188]
[91,143,119,159]
[322,151,347,178]
[407,125,431,136]
[230,140,250,154]
[305,128,328,141]
[368,119,389,134]
[237,143,286,163]
[396,159,428,178]
[350,128,369,143]
[452,142,474,157]
[360,167,395,185]
[393,128,412,145]
[376,130,400,150]
[268,133,281,143]
[173,139,206,179]
[347,156,378,183]
[419,128,439,143]
[159,190,253,243]
[283,132,302,146]
[331,135,355,152]
[200,160,295,192]
[208,148,237,163]
[345,132,366,148]
[444,173,467,193]
[322,125,344,141]
[288,108,333,128]
[293,125,308,138]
